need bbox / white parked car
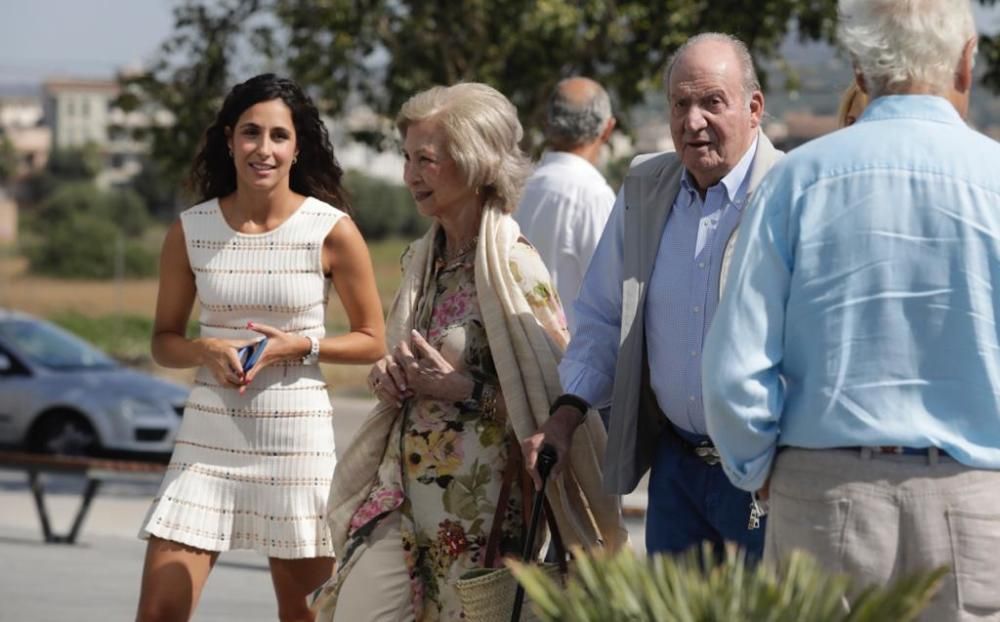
[0,309,188,458]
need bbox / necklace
[436,236,479,270]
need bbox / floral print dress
[344,234,568,621]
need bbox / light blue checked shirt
[703,95,1000,492]
[560,137,758,435]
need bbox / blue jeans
[645,425,765,560]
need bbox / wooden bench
[0,451,165,544]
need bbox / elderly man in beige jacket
[524,32,783,559]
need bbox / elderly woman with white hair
[310,83,626,622]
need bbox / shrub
[344,170,428,240]
[509,544,945,622]
[25,210,157,278]
[22,179,156,278]
[29,182,151,237]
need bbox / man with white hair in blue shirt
[703,0,999,618]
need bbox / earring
[293,156,298,164]
[227,148,233,158]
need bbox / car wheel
[29,411,100,457]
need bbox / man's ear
[600,117,617,143]
[955,35,978,94]
[748,91,765,128]
[854,67,869,96]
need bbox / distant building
[43,78,118,150]
[0,95,43,129]
[4,126,51,177]
[0,94,48,178]
[42,77,168,187]
[325,106,404,183]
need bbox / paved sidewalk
[0,396,647,621]
[0,522,275,622]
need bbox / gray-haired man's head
[545,77,614,152]
[838,0,977,102]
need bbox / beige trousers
[765,448,1000,622]
[333,512,412,622]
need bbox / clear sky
[0,0,997,86]
[0,0,175,83]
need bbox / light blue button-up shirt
[645,138,757,434]
[561,136,758,436]
[703,95,1000,492]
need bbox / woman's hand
[368,353,412,406]
[195,337,253,388]
[394,330,474,402]
[241,321,310,388]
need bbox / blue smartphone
[237,338,268,373]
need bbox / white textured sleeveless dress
[139,196,345,559]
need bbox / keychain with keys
[748,494,768,530]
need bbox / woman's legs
[333,512,412,622]
[269,556,336,622]
[135,536,220,622]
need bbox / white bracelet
[301,336,320,365]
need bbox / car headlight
[120,397,172,420]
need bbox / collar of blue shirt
[679,132,760,211]
[856,94,965,127]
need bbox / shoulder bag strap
[484,433,520,568]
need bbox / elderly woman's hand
[394,330,475,402]
[368,353,411,406]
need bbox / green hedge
[344,170,428,240]
[23,180,157,278]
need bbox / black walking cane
[510,444,558,622]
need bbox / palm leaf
[508,544,945,622]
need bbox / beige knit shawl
[314,207,626,614]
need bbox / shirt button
[698,262,706,269]
[692,306,700,313]
[690,350,698,357]
[689,395,696,402]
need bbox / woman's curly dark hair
[188,73,350,212]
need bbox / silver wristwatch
[302,336,320,365]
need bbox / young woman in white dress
[135,74,385,622]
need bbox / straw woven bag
[456,439,568,622]
[456,562,562,622]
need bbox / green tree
[25,210,156,279]
[46,144,103,181]
[28,182,150,237]
[127,157,183,221]
[115,0,271,200]
[21,145,103,205]
[22,179,155,277]
[0,133,18,182]
[124,0,1000,191]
